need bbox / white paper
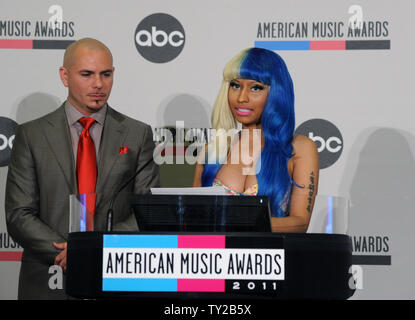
[150,187,227,195]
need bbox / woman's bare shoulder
[292,134,318,157]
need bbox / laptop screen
[131,194,272,232]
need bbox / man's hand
[53,242,67,272]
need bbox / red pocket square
[119,146,130,155]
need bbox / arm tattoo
[306,171,315,213]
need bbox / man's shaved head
[59,37,114,115]
[63,38,113,69]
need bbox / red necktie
[77,117,97,194]
[77,117,97,231]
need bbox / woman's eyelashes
[229,81,240,89]
[251,84,265,91]
[229,81,266,92]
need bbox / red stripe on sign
[0,251,23,261]
[0,39,33,49]
[310,40,346,50]
[178,235,226,248]
[177,279,225,292]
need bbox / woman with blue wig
[193,47,319,233]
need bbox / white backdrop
[0,0,414,299]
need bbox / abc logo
[134,13,185,63]
[295,119,343,169]
[0,117,18,167]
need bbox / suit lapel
[42,105,77,193]
[96,106,128,195]
[42,105,128,197]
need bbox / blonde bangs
[222,49,247,82]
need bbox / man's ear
[59,66,69,87]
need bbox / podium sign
[102,234,284,294]
[66,232,354,299]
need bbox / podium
[66,232,355,300]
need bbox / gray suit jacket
[5,104,160,299]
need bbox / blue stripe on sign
[103,235,178,248]
[255,41,310,50]
[103,278,177,292]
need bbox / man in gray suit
[5,38,160,299]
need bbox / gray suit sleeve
[112,124,160,231]
[5,125,65,264]
[133,124,160,193]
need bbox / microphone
[106,156,154,232]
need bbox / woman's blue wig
[203,48,295,217]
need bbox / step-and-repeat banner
[0,1,414,299]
